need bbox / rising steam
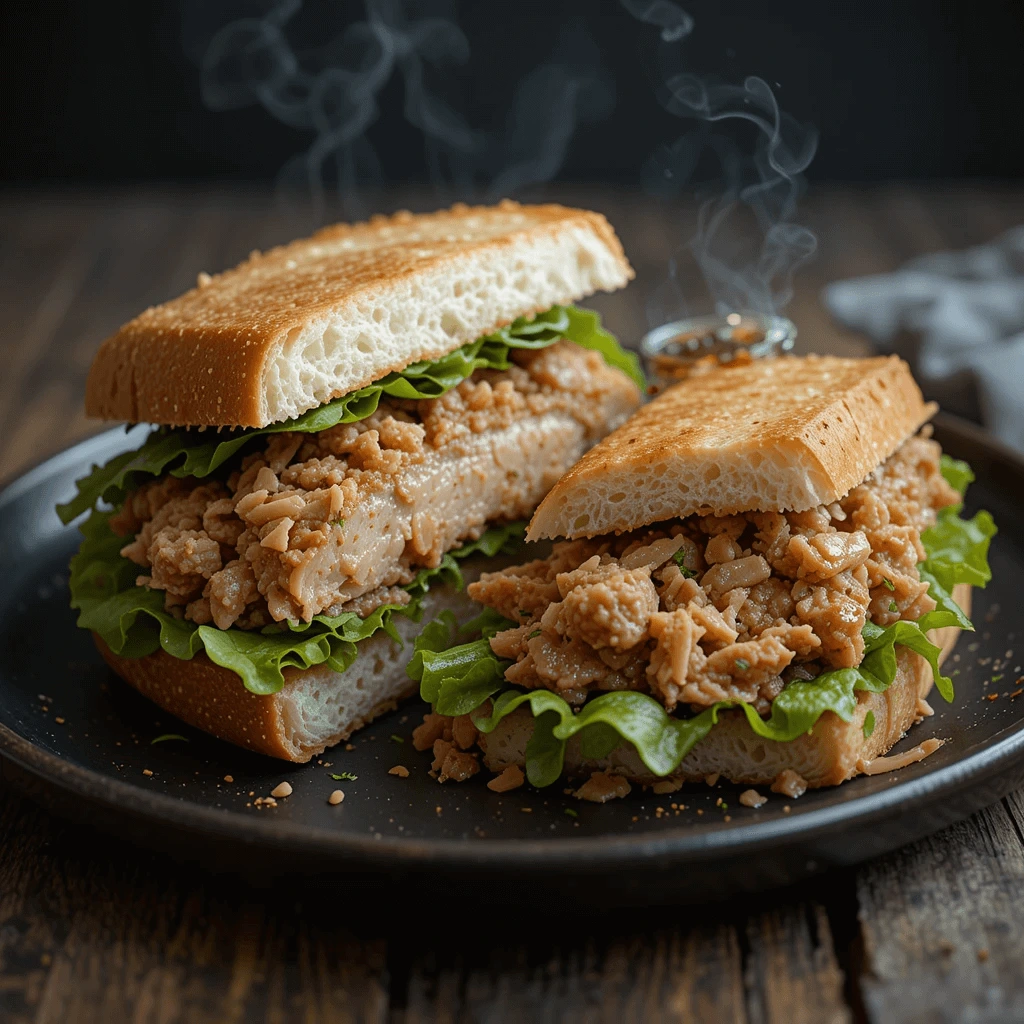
[198,0,611,220]
[624,0,818,317]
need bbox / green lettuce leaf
[920,505,995,592]
[70,512,526,695]
[940,453,974,495]
[410,470,996,787]
[56,305,642,524]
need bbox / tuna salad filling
[408,438,995,788]
[110,342,638,630]
[60,306,644,693]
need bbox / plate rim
[1,414,1022,874]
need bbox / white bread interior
[85,202,634,429]
[477,585,969,790]
[528,355,936,540]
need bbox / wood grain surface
[1,185,1023,1023]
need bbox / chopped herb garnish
[528,629,541,639]
[390,734,404,744]
[863,710,876,739]
[671,550,697,577]
[992,674,1004,683]
[150,733,189,745]
[735,658,750,672]
[719,802,728,810]
[564,808,578,818]
[330,771,358,782]
[518,609,531,618]
[889,600,899,613]
[882,577,896,591]
[331,517,345,528]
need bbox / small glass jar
[640,312,797,394]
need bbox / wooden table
[2,186,1024,1023]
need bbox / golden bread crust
[85,201,633,428]
[528,354,936,539]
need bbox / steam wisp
[624,0,818,318]
[199,0,610,220]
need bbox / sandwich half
[409,355,996,795]
[58,202,644,761]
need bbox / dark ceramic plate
[0,416,1022,906]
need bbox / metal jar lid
[640,312,797,393]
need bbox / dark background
[4,0,1023,190]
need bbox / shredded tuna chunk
[470,433,959,715]
[112,342,637,628]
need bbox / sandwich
[57,201,644,762]
[409,355,996,795]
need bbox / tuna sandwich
[410,355,995,798]
[58,202,643,761]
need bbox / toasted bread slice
[528,355,935,540]
[86,202,633,429]
[477,585,969,790]
[96,572,486,763]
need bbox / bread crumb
[704,773,720,787]
[487,765,525,792]
[55,717,65,725]
[771,769,808,799]
[724,815,732,822]
[142,769,153,777]
[739,789,767,809]
[345,744,355,751]
[978,948,989,962]
[328,789,344,805]
[197,271,213,288]
[254,796,278,808]
[388,765,410,778]
[574,771,632,803]
[435,805,442,815]
[652,779,682,795]
[223,775,234,784]
[783,805,791,813]
[270,781,293,799]
[520,807,533,813]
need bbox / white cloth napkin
[822,227,1024,453]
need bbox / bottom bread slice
[478,584,970,790]
[96,581,483,763]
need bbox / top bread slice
[85,201,633,429]
[528,354,935,540]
